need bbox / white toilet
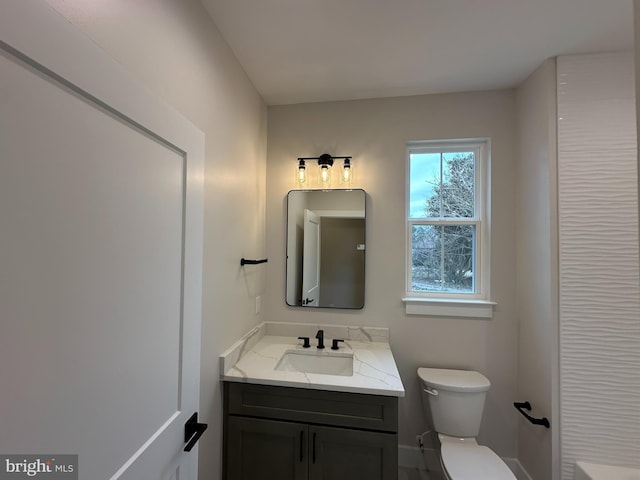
[417,367,516,480]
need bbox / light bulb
[320,165,331,187]
[296,159,307,186]
[341,159,352,185]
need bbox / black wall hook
[184,412,208,452]
[240,258,268,266]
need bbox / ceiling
[200,0,634,106]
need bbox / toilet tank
[418,368,491,438]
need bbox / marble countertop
[220,322,405,397]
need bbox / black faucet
[315,329,325,349]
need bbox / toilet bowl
[417,367,516,480]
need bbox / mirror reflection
[286,189,366,309]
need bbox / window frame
[404,139,493,316]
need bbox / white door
[301,209,321,307]
[0,2,204,479]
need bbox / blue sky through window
[409,153,440,218]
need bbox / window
[404,139,493,317]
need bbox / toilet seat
[441,441,516,480]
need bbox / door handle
[299,430,304,462]
[312,432,316,464]
[184,412,208,452]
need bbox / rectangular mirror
[286,189,366,309]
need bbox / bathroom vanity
[220,322,404,480]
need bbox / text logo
[0,456,77,480]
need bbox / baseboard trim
[398,444,534,480]
[398,445,425,469]
[510,459,534,480]
[398,445,441,474]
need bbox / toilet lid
[441,443,516,480]
[417,367,490,392]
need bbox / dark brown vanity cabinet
[223,382,398,480]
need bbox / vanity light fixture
[296,154,352,188]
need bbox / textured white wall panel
[557,53,640,480]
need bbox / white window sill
[402,297,496,318]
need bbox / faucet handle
[331,339,344,350]
[297,336,311,348]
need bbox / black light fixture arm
[297,154,352,162]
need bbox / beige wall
[264,90,519,457]
[44,1,268,478]
[515,59,558,480]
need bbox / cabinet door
[226,416,308,480]
[309,425,398,480]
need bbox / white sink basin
[275,350,354,376]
